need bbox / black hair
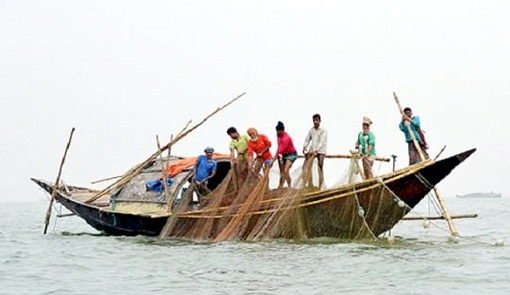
[226,127,237,135]
[275,121,285,131]
[403,107,412,112]
[313,113,321,121]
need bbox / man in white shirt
[303,114,328,188]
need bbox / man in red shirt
[272,121,298,189]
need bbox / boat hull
[32,148,476,239]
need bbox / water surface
[1,196,508,295]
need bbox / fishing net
[158,155,409,242]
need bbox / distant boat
[456,192,501,198]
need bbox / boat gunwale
[35,158,435,219]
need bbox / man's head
[275,121,285,137]
[204,146,214,158]
[361,116,372,133]
[403,107,413,118]
[362,123,370,133]
[226,127,239,139]
[362,116,372,133]
[247,127,258,139]
[312,113,321,128]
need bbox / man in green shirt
[227,127,249,186]
[355,117,376,179]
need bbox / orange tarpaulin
[166,153,229,177]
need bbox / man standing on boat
[193,146,217,198]
[272,121,298,189]
[355,116,376,179]
[227,127,249,185]
[302,113,328,188]
[399,107,429,165]
[247,127,273,174]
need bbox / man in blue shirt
[399,107,429,165]
[194,146,217,188]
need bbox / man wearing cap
[272,121,298,189]
[399,107,429,165]
[355,116,376,179]
[226,127,249,185]
[193,147,217,198]
[303,113,328,188]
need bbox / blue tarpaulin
[146,178,174,193]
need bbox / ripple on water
[1,201,510,295]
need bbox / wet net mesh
[157,155,413,241]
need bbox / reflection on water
[0,197,508,295]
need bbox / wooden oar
[393,92,458,236]
[43,127,75,234]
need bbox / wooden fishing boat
[32,148,476,240]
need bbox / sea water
[1,196,509,295]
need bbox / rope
[376,177,413,211]
[426,193,442,216]
[351,189,377,239]
[376,177,495,246]
[415,173,434,190]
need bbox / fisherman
[227,127,249,185]
[302,113,328,188]
[193,146,217,200]
[246,127,272,174]
[272,121,298,189]
[355,116,376,179]
[399,107,429,165]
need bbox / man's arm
[230,148,236,162]
[207,162,217,181]
[274,136,291,159]
[207,169,217,181]
[302,129,312,153]
[258,135,271,156]
[399,121,407,132]
[410,116,421,129]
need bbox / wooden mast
[393,92,458,237]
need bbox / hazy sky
[1,1,509,203]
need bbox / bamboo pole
[43,127,75,234]
[90,175,123,184]
[156,135,172,212]
[393,92,458,236]
[165,134,174,212]
[85,92,246,204]
[402,213,477,221]
[434,145,447,161]
[297,154,390,162]
[91,124,370,187]
[394,92,426,161]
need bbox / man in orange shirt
[247,127,272,175]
